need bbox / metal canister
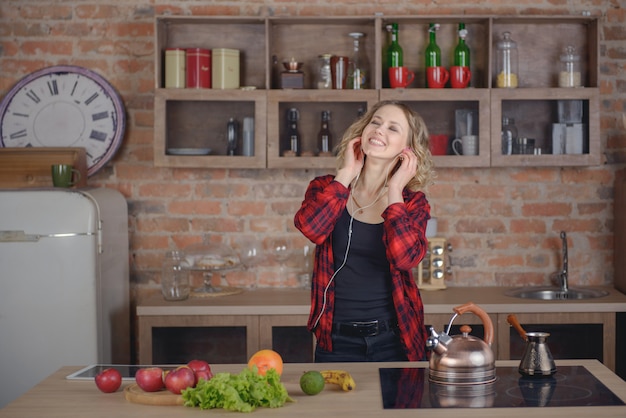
[165,48,186,88]
[186,48,211,88]
[212,48,240,89]
[242,117,254,156]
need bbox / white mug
[452,135,478,156]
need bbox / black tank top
[331,208,395,323]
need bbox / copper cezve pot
[426,302,496,385]
[507,314,556,376]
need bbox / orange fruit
[247,349,283,376]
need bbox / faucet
[559,231,569,292]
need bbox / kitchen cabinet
[139,312,314,365]
[153,17,267,169]
[137,313,259,364]
[136,287,625,369]
[153,15,600,169]
[267,90,378,168]
[259,314,314,363]
[136,289,311,365]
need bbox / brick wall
[1,1,625,301]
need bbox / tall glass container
[559,45,581,87]
[495,31,519,88]
[348,32,369,89]
[161,250,190,301]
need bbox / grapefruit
[247,349,284,376]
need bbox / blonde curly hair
[334,100,435,191]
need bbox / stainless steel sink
[504,286,609,300]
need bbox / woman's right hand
[335,137,364,187]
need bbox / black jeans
[314,326,408,362]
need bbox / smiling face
[360,104,410,160]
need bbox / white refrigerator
[0,188,130,408]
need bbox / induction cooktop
[379,366,625,409]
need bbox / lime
[299,370,325,395]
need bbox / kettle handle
[452,302,494,346]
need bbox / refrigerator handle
[0,230,41,242]
[97,219,103,254]
[0,230,95,242]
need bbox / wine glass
[234,236,264,269]
[269,237,292,286]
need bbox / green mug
[51,164,81,188]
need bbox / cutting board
[0,147,88,188]
[124,384,184,406]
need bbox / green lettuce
[181,367,293,412]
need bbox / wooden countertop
[1,360,625,417]
[137,286,626,316]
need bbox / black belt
[333,320,398,337]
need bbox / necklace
[350,183,387,213]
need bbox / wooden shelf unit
[154,15,600,169]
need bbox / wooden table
[1,360,625,417]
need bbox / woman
[294,100,434,362]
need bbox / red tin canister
[186,48,211,88]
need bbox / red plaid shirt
[294,175,430,361]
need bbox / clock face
[0,65,126,176]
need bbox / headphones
[312,162,393,329]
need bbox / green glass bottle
[454,23,470,67]
[425,23,441,85]
[387,23,403,68]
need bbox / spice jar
[495,31,518,88]
[559,45,581,87]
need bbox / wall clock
[0,65,126,176]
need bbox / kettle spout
[426,327,450,355]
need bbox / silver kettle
[426,302,496,385]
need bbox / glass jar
[495,31,518,88]
[316,54,332,89]
[161,250,189,301]
[559,45,581,87]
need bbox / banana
[319,369,356,391]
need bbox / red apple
[194,369,213,382]
[187,359,213,382]
[164,365,196,394]
[95,368,122,393]
[187,359,211,373]
[135,367,164,392]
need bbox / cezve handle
[506,314,528,341]
[452,302,494,346]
